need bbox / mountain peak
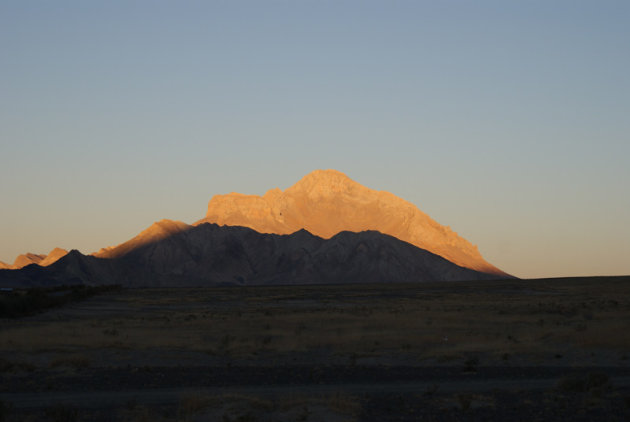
[196,170,509,276]
[298,169,352,184]
[12,253,46,268]
[144,219,190,235]
[93,219,191,259]
[288,169,363,198]
[39,248,69,267]
[3,248,68,270]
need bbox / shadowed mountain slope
[0,222,504,288]
[196,170,508,276]
[38,248,69,267]
[93,220,190,259]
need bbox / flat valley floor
[1,276,630,421]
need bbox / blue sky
[1,1,629,278]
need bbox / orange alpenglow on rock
[196,169,508,276]
[94,219,191,259]
[3,248,69,270]
[39,248,70,267]
[12,253,47,268]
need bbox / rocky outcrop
[0,222,505,288]
[93,220,191,259]
[39,248,69,267]
[2,248,69,270]
[197,169,507,276]
[12,253,46,268]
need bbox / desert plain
[1,276,630,421]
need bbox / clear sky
[1,1,629,278]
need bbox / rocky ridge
[0,223,503,288]
[1,169,510,286]
[1,249,69,270]
[197,169,507,276]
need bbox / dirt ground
[1,276,630,421]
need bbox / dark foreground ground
[1,276,630,421]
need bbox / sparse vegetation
[49,355,91,371]
[0,285,121,318]
[1,277,629,421]
[0,358,36,373]
[0,399,12,422]
[44,404,78,422]
[463,356,479,372]
[556,372,611,393]
[457,393,472,411]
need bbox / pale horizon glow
[1,1,629,279]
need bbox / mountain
[12,253,46,268]
[0,223,504,288]
[93,220,191,259]
[39,248,69,267]
[0,169,511,287]
[1,248,69,270]
[196,169,507,276]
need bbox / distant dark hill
[0,222,507,288]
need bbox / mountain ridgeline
[0,170,511,287]
[0,248,69,270]
[0,222,504,288]
[197,170,507,276]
